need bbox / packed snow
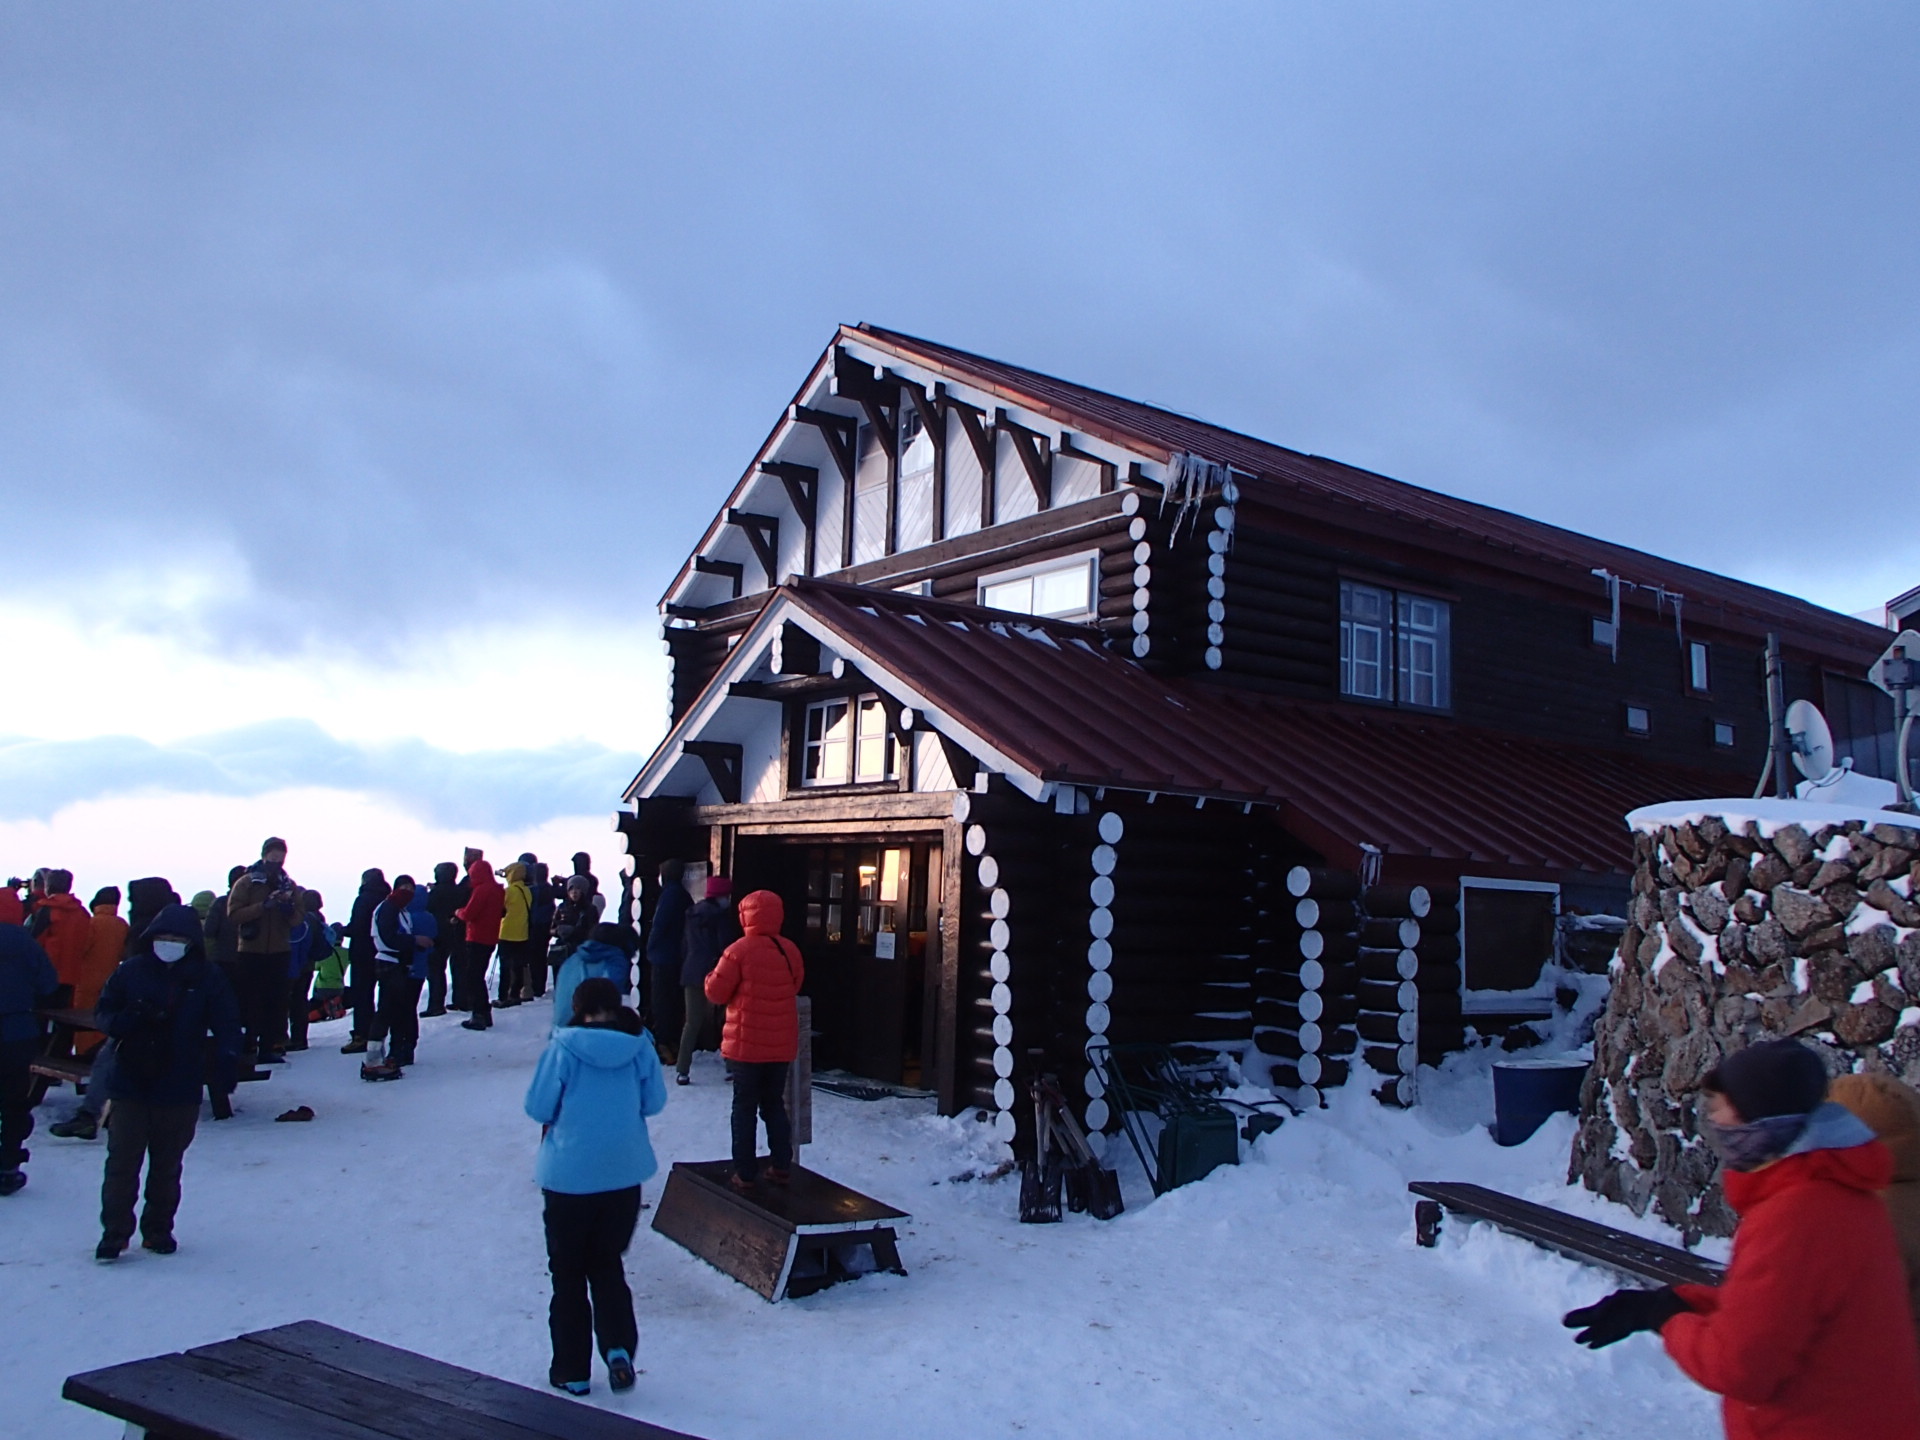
[1628,796,1919,838]
[5,1006,1721,1438]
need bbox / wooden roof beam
[997,408,1052,509]
[1058,432,1118,494]
[759,461,817,577]
[789,404,856,486]
[681,740,744,806]
[692,556,744,599]
[725,509,781,589]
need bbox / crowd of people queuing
[0,837,811,1397]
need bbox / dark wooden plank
[652,1164,794,1300]
[241,1323,700,1440]
[1409,1181,1725,1288]
[64,1354,392,1440]
[37,1006,103,1030]
[31,1055,91,1083]
[677,1159,909,1229]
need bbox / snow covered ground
[5,1005,1721,1438]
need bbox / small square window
[1713,721,1736,748]
[1625,705,1651,737]
[1591,617,1616,648]
[1689,642,1711,693]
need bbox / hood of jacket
[433,861,458,885]
[1723,1102,1891,1213]
[554,1023,646,1069]
[141,902,209,962]
[737,889,785,936]
[358,871,390,898]
[468,860,501,890]
[504,863,526,884]
[1829,1073,1920,1184]
[38,890,88,922]
[573,939,626,972]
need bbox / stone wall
[1570,811,1920,1240]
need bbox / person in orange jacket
[1830,1071,1920,1330]
[1564,1039,1920,1440]
[456,855,505,1033]
[703,890,803,1191]
[73,887,129,1029]
[25,869,92,996]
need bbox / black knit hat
[1703,1039,1828,1122]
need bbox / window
[802,694,896,787]
[977,552,1097,620]
[1713,721,1736,748]
[1625,704,1651,737]
[897,406,936,551]
[1591,616,1616,649]
[1689,641,1711,693]
[1340,581,1451,709]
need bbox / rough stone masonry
[1570,812,1920,1240]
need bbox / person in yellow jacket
[496,863,534,1007]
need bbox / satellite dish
[1785,699,1835,783]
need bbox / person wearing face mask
[1563,1039,1920,1440]
[90,903,241,1260]
[0,920,60,1196]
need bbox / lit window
[803,699,851,785]
[1713,721,1736,748]
[977,553,1096,620]
[1625,705,1651,737]
[1341,581,1450,709]
[1689,641,1711,693]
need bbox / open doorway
[735,836,942,1087]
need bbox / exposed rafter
[692,556,744,599]
[996,408,1053,510]
[789,404,856,487]
[725,509,781,588]
[1058,432,1118,494]
[941,386,996,531]
[681,741,743,805]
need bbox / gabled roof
[633,579,1746,875]
[851,325,1884,657]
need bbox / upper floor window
[802,694,897,787]
[978,551,1098,621]
[1688,641,1711,693]
[1340,581,1451,709]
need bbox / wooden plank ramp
[1409,1180,1725,1289]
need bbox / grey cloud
[0,720,643,832]
[1,2,1916,658]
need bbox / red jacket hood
[1723,1139,1894,1214]
[737,890,785,936]
[468,862,500,889]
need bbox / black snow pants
[542,1186,641,1384]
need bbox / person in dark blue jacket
[363,876,435,1079]
[0,923,60,1196]
[524,976,667,1397]
[92,903,241,1259]
[676,878,739,1085]
[644,860,691,1060]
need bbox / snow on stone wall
[1570,806,1920,1240]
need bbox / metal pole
[1765,633,1794,800]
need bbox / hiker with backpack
[524,975,667,1397]
[550,923,633,1035]
[702,890,803,1191]
[91,902,241,1259]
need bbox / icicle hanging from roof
[1161,452,1231,543]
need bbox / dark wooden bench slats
[63,1354,394,1440]
[243,1322,696,1440]
[1409,1181,1726,1289]
[65,1322,708,1440]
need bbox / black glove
[1562,1287,1687,1349]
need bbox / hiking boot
[674,1072,691,1086]
[0,1169,25,1197]
[764,1166,792,1186]
[50,1114,98,1140]
[141,1235,177,1255]
[550,1374,590,1397]
[727,1172,758,1194]
[360,1062,403,1082]
[606,1349,635,1391]
[460,1018,491,1032]
[95,1237,125,1262]
[421,1006,447,1018]
[286,1039,309,1052]
[340,1038,368,1055]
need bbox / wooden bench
[652,1159,908,1301]
[1409,1181,1726,1289]
[65,1319,710,1439]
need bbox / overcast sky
[3,3,1916,902]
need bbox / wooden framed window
[1340,580,1451,710]
[897,406,936,551]
[1712,720,1736,748]
[1689,641,1711,694]
[801,694,896,787]
[977,551,1098,621]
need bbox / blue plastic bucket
[1491,1058,1589,1147]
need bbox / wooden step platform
[65,1319,706,1439]
[1409,1180,1725,1289]
[652,1160,908,1301]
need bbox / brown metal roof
[785,578,1746,875]
[853,324,1885,659]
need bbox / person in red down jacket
[456,858,506,1034]
[1564,1038,1920,1440]
[703,890,802,1191]
[25,869,92,996]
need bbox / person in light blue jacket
[548,923,632,1034]
[523,976,667,1398]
